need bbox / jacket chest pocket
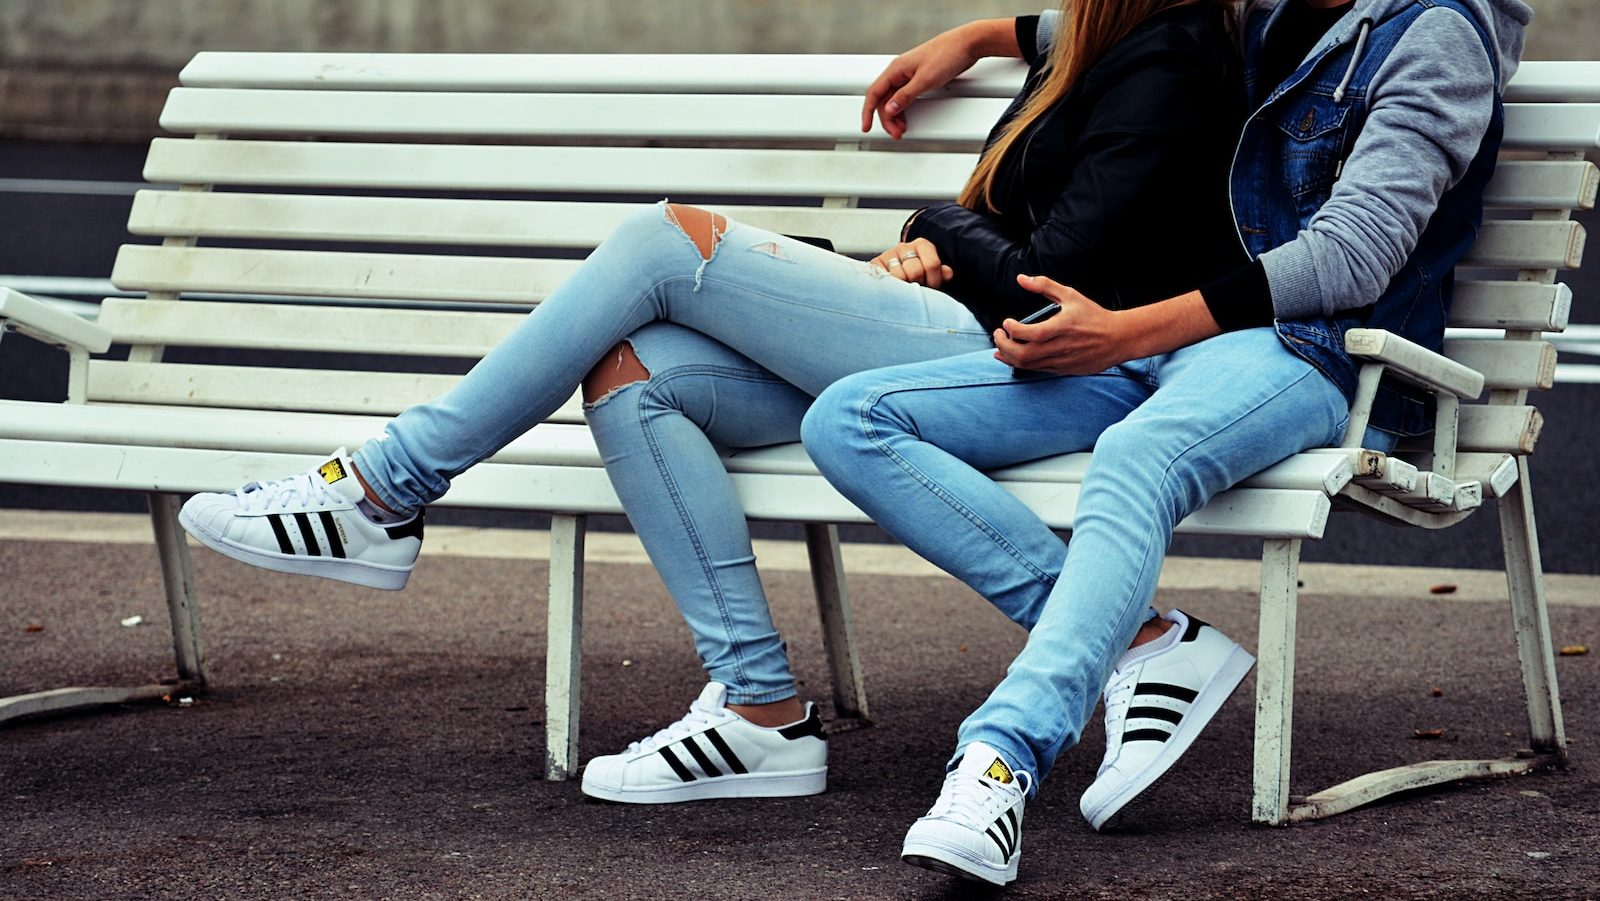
[1274,94,1356,220]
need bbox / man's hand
[861,18,1019,140]
[871,238,954,289]
[994,275,1225,374]
[993,276,1132,375]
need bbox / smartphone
[1012,303,1062,336]
[1008,303,1061,379]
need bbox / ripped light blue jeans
[801,331,1352,790]
[353,205,993,704]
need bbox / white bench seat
[2,51,1593,825]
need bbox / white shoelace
[234,472,337,515]
[625,698,725,754]
[1095,669,1139,776]
[929,767,1030,824]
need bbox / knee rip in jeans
[661,202,727,290]
[582,339,652,408]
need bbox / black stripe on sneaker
[680,736,723,778]
[1137,682,1199,703]
[1122,728,1174,744]
[703,728,748,775]
[267,515,295,555]
[318,511,346,558]
[1128,705,1183,725]
[658,746,696,782]
[985,826,1012,861]
[292,512,322,557]
[987,808,1019,860]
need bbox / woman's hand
[861,18,1018,140]
[993,275,1225,374]
[871,238,954,289]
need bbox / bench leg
[1252,537,1301,826]
[1498,459,1567,759]
[149,492,207,686]
[544,514,587,781]
[803,524,871,724]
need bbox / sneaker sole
[902,835,1017,886]
[179,507,413,591]
[580,768,826,804]
[1081,644,1256,830]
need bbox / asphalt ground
[3,528,1598,900]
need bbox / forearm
[1117,291,1222,359]
[959,17,1025,59]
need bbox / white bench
[1,53,1595,825]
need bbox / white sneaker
[1078,609,1255,830]
[179,449,423,591]
[901,742,1030,886]
[580,683,827,804]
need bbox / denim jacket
[1234,0,1505,435]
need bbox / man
[807,0,1530,886]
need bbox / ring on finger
[900,250,920,261]
[886,257,902,269]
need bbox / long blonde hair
[958,0,1230,212]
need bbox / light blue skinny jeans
[800,331,1354,791]
[352,205,994,704]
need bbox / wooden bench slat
[159,88,1010,144]
[1461,220,1586,269]
[1482,160,1598,210]
[1443,339,1558,391]
[1501,103,1600,152]
[1448,281,1571,331]
[171,55,1600,104]
[105,226,1588,305]
[1504,61,1600,103]
[85,360,589,423]
[143,139,978,200]
[97,298,526,356]
[111,245,574,303]
[1456,405,1543,454]
[159,92,1598,152]
[126,192,911,255]
[177,52,1029,98]
[0,437,1334,537]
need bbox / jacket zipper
[1226,18,1368,260]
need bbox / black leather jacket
[906,5,1247,332]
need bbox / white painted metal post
[544,513,587,781]
[803,523,870,723]
[1497,460,1567,758]
[148,492,207,685]
[1253,538,1301,825]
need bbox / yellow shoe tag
[984,757,1014,784]
[318,458,349,485]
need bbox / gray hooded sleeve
[1259,9,1496,319]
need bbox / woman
[178,0,1244,814]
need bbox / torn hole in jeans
[582,339,652,410]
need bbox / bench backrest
[93,54,1597,463]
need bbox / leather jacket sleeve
[905,33,1232,326]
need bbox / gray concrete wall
[0,0,1595,139]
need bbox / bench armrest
[0,288,112,354]
[1344,328,1485,399]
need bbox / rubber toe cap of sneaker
[579,754,628,794]
[181,493,241,536]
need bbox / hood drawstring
[1333,18,1374,103]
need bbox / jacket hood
[1259,0,1532,90]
